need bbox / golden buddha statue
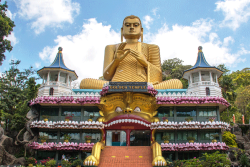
[80,15,183,89]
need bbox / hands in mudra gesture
[114,43,148,67]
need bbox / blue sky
[2,0,250,83]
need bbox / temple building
[28,46,230,166]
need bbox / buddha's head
[121,15,143,42]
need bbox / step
[98,146,153,167]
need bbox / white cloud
[223,36,234,46]
[215,0,250,30]
[40,17,250,82]
[35,62,41,68]
[39,18,120,80]
[5,9,16,20]
[15,0,80,34]
[5,32,18,46]
[152,8,159,16]
[143,15,153,30]
[146,18,248,67]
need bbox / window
[49,87,54,96]
[60,131,80,140]
[199,107,217,116]
[37,151,56,160]
[61,107,81,117]
[201,71,210,81]
[200,131,219,140]
[40,107,59,116]
[39,131,58,140]
[176,107,196,117]
[177,131,197,141]
[212,73,217,83]
[83,107,100,120]
[157,107,174,118]
[178,152,199,160]
[82,129,101,143]
[155,131,174,142]
[50,72,58,82]
[206,87,210,96]
[192,72,199,83]
[59,73,67,83]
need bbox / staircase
[98,146,153,167]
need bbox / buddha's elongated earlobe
[121,28,123,43]
[141,28,143,42]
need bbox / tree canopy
[0,60,39,132]
[0,1,15,65]
[161,58,192,88]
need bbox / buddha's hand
[114,43,130,63]
[130,49,148,67]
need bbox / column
[199,71,201,82]
[66,74,69,86]
[47,71,50,85]
[42,75,45,84]
[209,71,212,82]
[174,106,177,122]
[126,129,131,146]
[58,71,61,83]
[215,74,218,83]
[190,74,193,84]
[59,106,62,122]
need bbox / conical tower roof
[182,46,223,79]
[37,47,78,80]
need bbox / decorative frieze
[161,142,229,151]
[30,120,104,129]
[150,121,231,130]
[28,142,94,151]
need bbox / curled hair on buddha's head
[122,15,142,27]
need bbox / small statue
[81,15,183,89]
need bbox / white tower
[182,46,223,97]
[37,47,78,96]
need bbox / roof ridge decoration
[192,46,212,69]
[48,47,73,71]
[183,46,223,75]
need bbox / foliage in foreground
[222,131,238,148]
[0,1,15,65]
[0,60,39,133]
[173,151,231,167]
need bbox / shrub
[173,159,186,167]
[26,157,37,164]
[72,159,82,166]
[62,160,72,167]
[46,158,56,167]
[240,154,250,167]
[222,131,238,147]
[40,157,53,165]
[183,157,203,167]
[201,151,231,167]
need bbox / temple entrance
[130,130,151,146]
[106,130,126,146]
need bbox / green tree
[235,85,250,117]
[0,1,15,65]
[161,58,192,88]
[0,60,39,132]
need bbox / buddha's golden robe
[80,42,183,89]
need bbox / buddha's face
[122,18,142,39]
